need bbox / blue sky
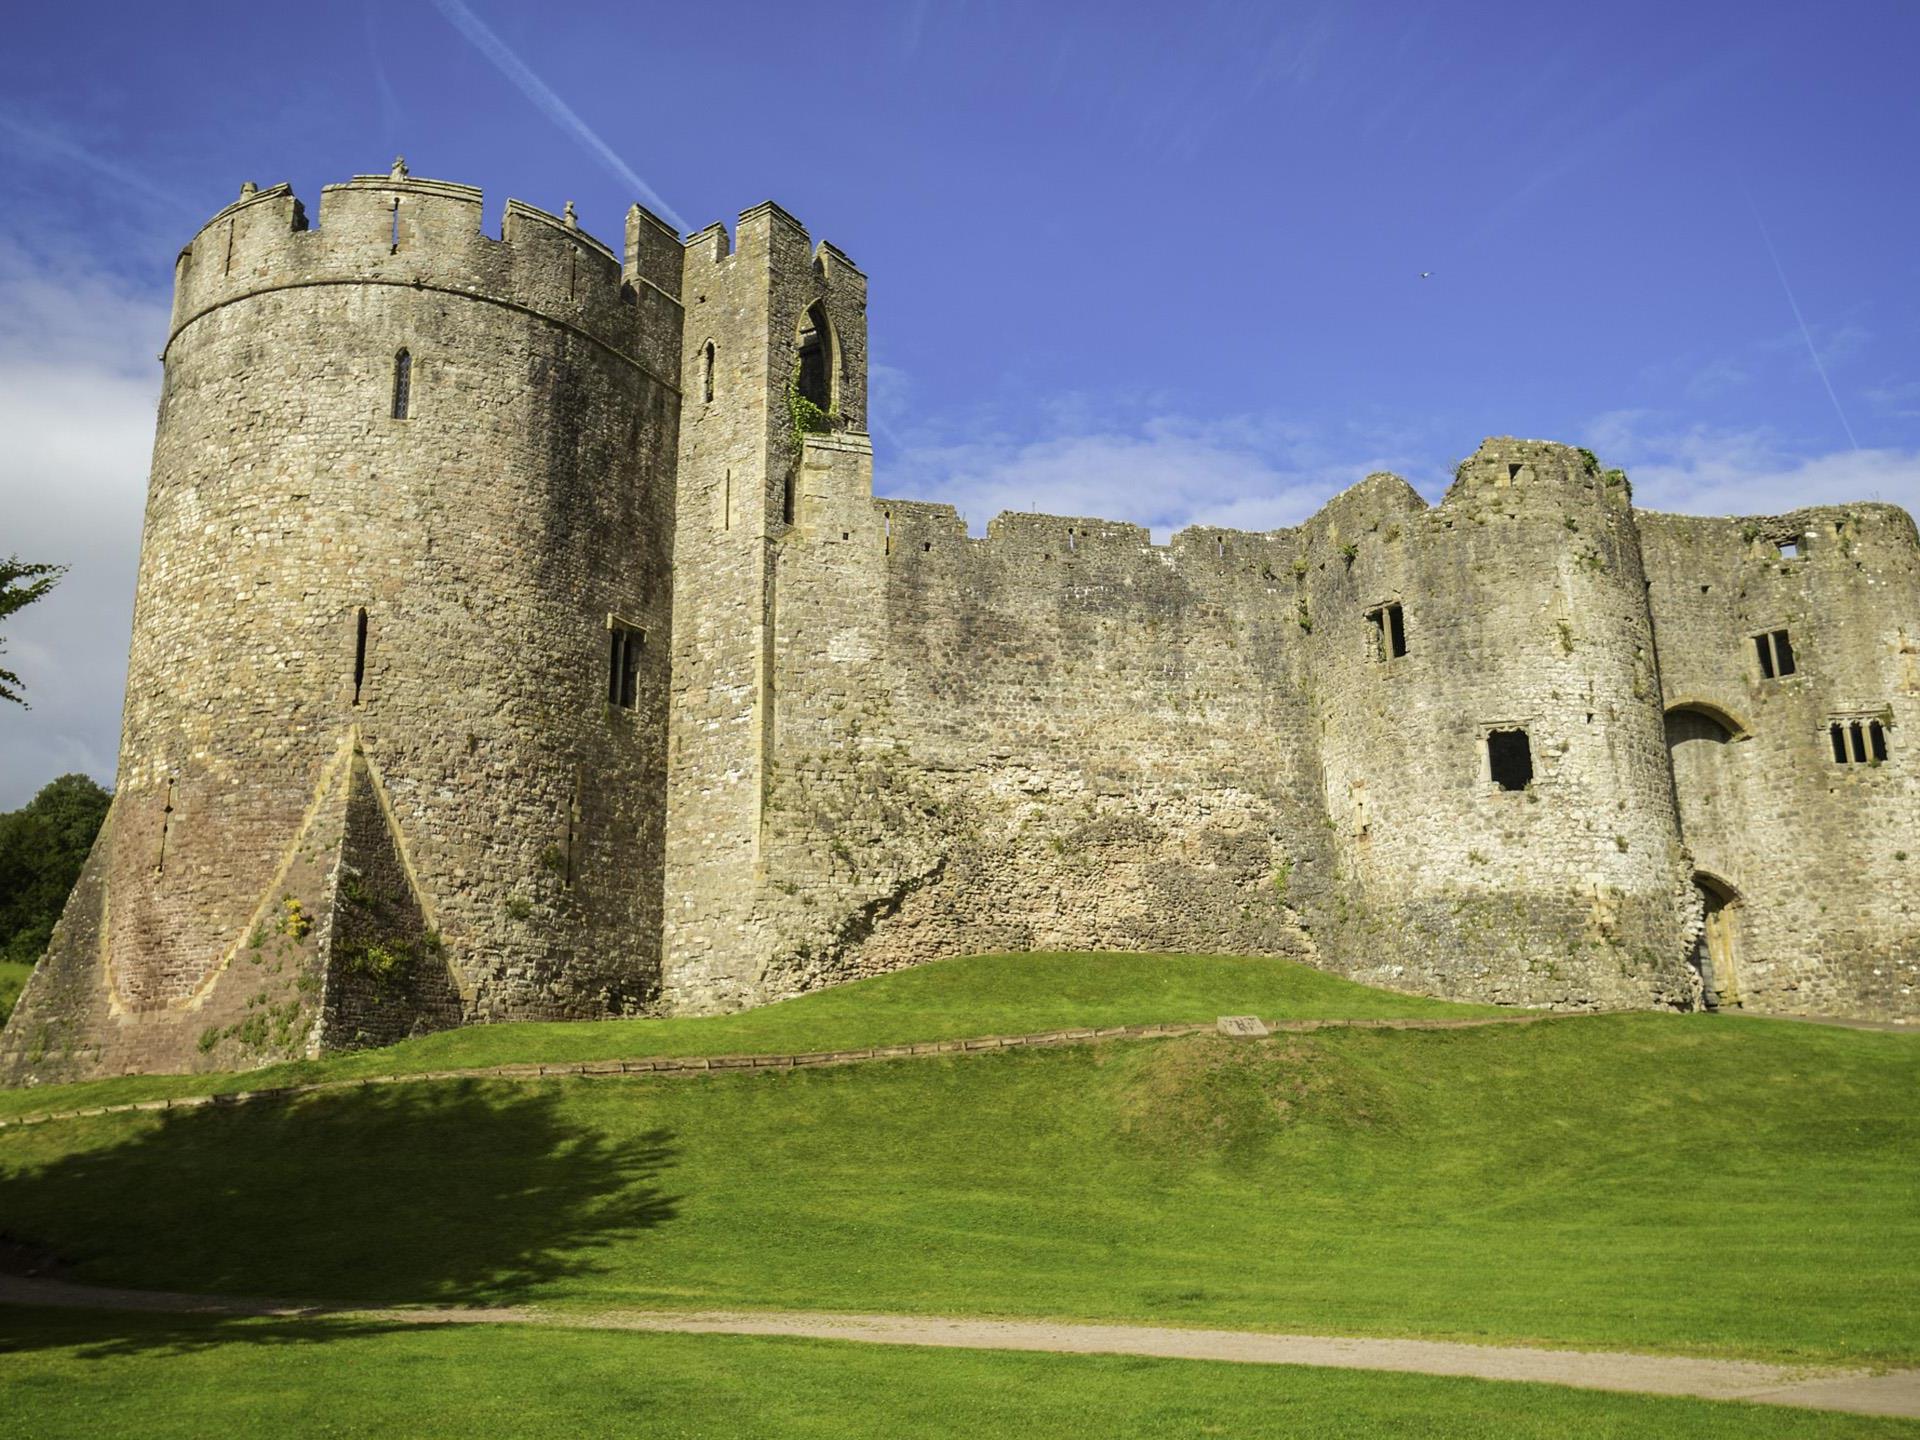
[2,0,1917,803]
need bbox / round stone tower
[1300,439,1697,1008]
[4,166,686,1078]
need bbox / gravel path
[4,1275,1914,1418]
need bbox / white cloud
[1585,410,1920,518]
[0,241,166,808]
[879,403,1440,541]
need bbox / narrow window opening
[1366,603,1407,660]
[568,248,579,300]
[389,200,400,254]
[1773,629,1796,676]
[721,469,731,531]
[352,608,368,706]
[563,767,581,888]
[1754,634,1774,679]
[607,622,643,709]
[1488,729,1534,791]
[1832,717,1892,764]
[1778,536,1801,559]
[782,474,795,526]
[885,511,893,555]
[223,222,235,276]
[155,778,175,875]
[1507,462,1523,481]
[922,541,932,552]
[1068,529,1077,553]
[702,342,716,403]
[391,349,412,420]
[1216,535,1224,559]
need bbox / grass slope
[0,959,30,1024]
[0,951,1495,1120]
[5,1309,1915,1440]
[2,1013,1914,1367]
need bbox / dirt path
[4,1275,1914,1419]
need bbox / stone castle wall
[1640,504,1920,1015]
[3,171,683,1081]
[5,168,1916,1083]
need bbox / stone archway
[1693,872,1741,1010]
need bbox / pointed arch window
[793,302,833,414]
[391,349,412,420]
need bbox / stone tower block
[663,204,869,1012]
[1303,440,1696,1006]
[1,170,684,1079]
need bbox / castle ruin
[5,164,1916,1082]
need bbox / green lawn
[2,1012,1913,1368]
[3,1308,1913,1440]
[0,950,1497,1120]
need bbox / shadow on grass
[0,1305,461,1360]
[0,1080,678,1328]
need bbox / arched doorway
[1693,873,1741,1010]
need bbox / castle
[5,163,1917,1083]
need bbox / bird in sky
[1420,271,1432,279]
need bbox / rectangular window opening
[1778,536,1801,559]
[607,620,643,709]
[352,608,368,706]
[1755,628,1795,680]
[1366,603,1407,661]
[1773,629,1796,676]
[1831,717,1892,765]
[1488,728,1533,792]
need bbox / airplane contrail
[0,112,191,213]
[429,0,688,233]
[1746,188,1860,452]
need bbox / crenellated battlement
[167,166,684,384]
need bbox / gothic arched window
[391,349,412,420]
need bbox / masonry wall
[673,433,1707,1014]
[662,206,870,1011]
[1641,504,1920,1017]
[1300,442,1696,1008]
[2,172,683,1082]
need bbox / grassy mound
[1,1012,1913,1367]
[7,1308,1915,1439]
[0,951,1494,1120]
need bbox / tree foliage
[0,557,66,707]
[0,773,111,967]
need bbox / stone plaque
[1216,1015,1270,1038]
